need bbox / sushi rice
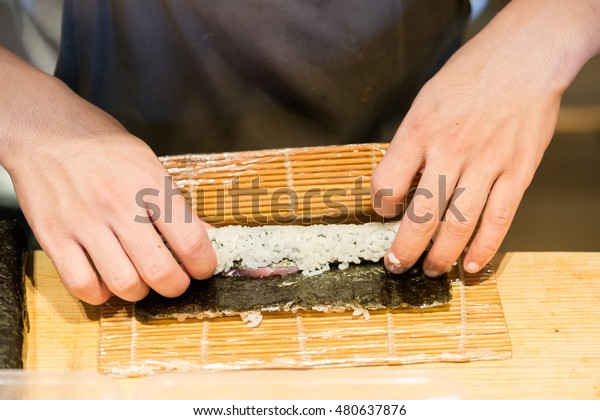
[208,222,400,276]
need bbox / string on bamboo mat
[98,255,511,377]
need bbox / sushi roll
[0,220,28,369]
[135,222,451,325]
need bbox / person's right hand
[0,47,216,304]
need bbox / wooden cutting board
[24,251,600,399]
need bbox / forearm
[459,0,600,96]
[0,48,216,304]
[0,46,123,170]
[0,45,60,163]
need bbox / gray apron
[55,0,470,155]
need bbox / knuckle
[475,215,508,256]
[443,217,473,240]
[485,206,512,230]
[405,217,435,238]
[110,266,139,286]
[371,171,402,200]
[146,262,189,297]
[143,260,188,297]
[427,247,459,271]
[107,268,146,299]
[98,183,130,212]
[476,235,500,255]
[504,159,534,182]
[405,110,428,136]
[63,273,97,296]
[38,220,69,242]
[411,197,438,219]
[145,260,176,285]
[405,221,432,239]
[405,200,438,234]
[450,193,478,220]
[177,231,208,256]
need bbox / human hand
[0,49,216,304]
[370,0,600,277]
[12,133,216,304]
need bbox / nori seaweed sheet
[135,255,451,323]
[0,220,28,369]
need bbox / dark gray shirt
[51,1,469,155]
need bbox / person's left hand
[370,14,564,277]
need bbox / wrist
[534,0,600,91]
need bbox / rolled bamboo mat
[98,255,511,377]
[160,143,408,226]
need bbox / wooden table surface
[24,250,600,399]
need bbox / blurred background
[1,0,598,251]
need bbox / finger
[115,218,192,297]
[423,169,496,277]
[464,176,524,273]
[385,167,458,274]
[150,178,217,280]
[48,240,112,305]
[82,230,150,301]
[371,130,424,218]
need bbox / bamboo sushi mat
[159,143,398,226]
[98,257,510,377]
[98,143,510,376]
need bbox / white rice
[240,311,263,328]
[208,222,400,276]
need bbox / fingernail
[466,262,479,272]
[424,267,442,278]
[385,252,404,274]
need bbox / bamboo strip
[182,183,377,195]
[161,150,385,168]
[165,161,384,180]
[123,329,467,342]
[122,332,473,345]
[188,194,374,207]
[173,173,376,188]
[161,145,387,168]
[189,203,376,215]
[169,163,381,178]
